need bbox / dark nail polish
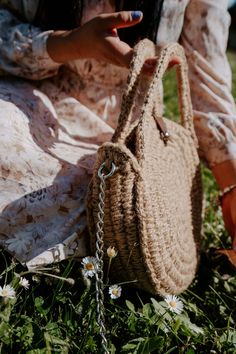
[131,11,142,20]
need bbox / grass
[0,52,236,353]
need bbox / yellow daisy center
[112,289,119,296]
[85,263,94,271]
[2,289,9,297]
[169,300,177,308]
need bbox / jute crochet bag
[87,39,202,296]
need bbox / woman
[0,0,235,268]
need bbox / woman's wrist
[219,184,236,204]
[214,160,236,249]
[46,30,80,63]
[212,159,236,191]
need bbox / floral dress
[0,0,235,268]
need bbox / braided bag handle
[112,39,197,144]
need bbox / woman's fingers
[99,11,143,30]
[142,56,181,75]
[92,10,143,67]
[104,35,134,67]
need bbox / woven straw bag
[87,39,202,296]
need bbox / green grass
[228,52,236,97]
[0,52,236,353]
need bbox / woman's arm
[180,0,236,249]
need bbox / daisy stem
[19,270,74,285]
[105,258,112,284]
[115,279,138,286]
[0,262,16,279]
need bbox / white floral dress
[0,0,235,267]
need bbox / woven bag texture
[87,39,202,295]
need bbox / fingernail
[131,11,142,20]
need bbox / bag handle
[112,39,197,144]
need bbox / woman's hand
[212,159,236,251]
[221,189,236,251]
[47,10,181,70]
[47,11,143,67]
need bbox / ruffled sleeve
[0,7,61,80]
[181,0,236,167]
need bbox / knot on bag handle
[112,39,197,145]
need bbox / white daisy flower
[0,284,16,299]
[107,246,118,259]
[81,256,98,278]
[19,277,30,290]
[164,295,184,314]
[109,285,122,299]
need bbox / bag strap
[112,39,197,145]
